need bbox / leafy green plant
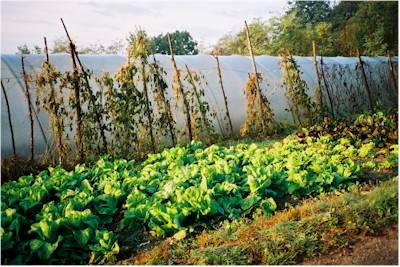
[1,111,397,264]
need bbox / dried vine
[280,53,315,126]
[240,73,275,136]
[133,34,156,153]
[168,33,193,142]
[101,60,144,158]
[183,66,216,142]
[36,56,68,164]
[149,56,176,146]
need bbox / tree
[16,44,31,55]
[127,30,199,55]
[33,46,42,54]
[51,38,70,53]
[287,0,332,25]
[212,19,273,56]
[335,1,398,56]
[211,1,397,57]
[51,37,125,54]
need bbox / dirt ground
[303,226,398,265]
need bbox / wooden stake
[141,58,156,153]
[312,41,324,114]
[387,51,397,92]
[1,80,17,158]
[168,33,193,142]
[44,36,49,63]
[61,18,107,154]
[214,56,234,135]
[356,48,374,110]
[152,55,176,146]
[244,20,265,129]
[61,18,83,161]
[21,56,34,161]
[319,56,335,119]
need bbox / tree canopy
[212,1,398,56]
[128,30,199,55]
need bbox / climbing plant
[35,61,69,164]
[149,56,177,146]
[59,69,105,161]
[240,73,276,136]
[101,63,144,159]
[183,67,216,142]
[280,53,315,126]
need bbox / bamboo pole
[214,56,234,135]
[21,56,34,161]
[44,36,64,165]
[61,18,107,154]
[1,80,17,158]
[44,37,49,63]
[312,41,324,114]
[319,56,335,119]
[244,20,265,130]
[387,51,397,92]
[356,48,374,110]
[60,18,83,161]
[184,64,210,132]
[141,57,156,153]
[152,55,176,146]
[167,33,193,142]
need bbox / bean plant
[280,53,315,126]
[183,67,216,143]
[241,73,276,136]
[36,61,69,164]
[149,56,177,146]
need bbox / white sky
[1,0,288,54]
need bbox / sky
[1,0,288,54]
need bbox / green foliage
[300,111,398,147]
[128,30,199,55]
[1,112,397,264]
[287,0,332,25]
[1,157,135,264]
[101,48,146,158]
[212,1,397,56]
[135,176,398,264]
[16,44,32,55]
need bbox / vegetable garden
[1,111,398,264]
[1,19,398,265]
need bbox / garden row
[1,111,397,264]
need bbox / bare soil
[302,226,398,265]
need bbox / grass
[122,176,398,265]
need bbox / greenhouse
[1,53,397,158]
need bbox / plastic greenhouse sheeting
[1,53,398,158]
